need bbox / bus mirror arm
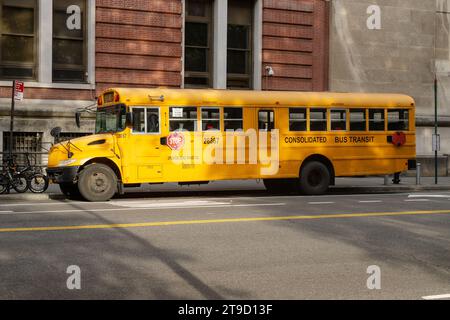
[75,112,81,128]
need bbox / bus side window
[258,110,274,131]
[224,107,243,130]
[330,109,347,131]
[350,109,366,131]
[201,107,221,131]
[369,109,385,131]
[132,108,146,133]
[289,108,307,131]
[146,108,160,133]
[388,109,409,131]
[310,108,327,131]
[169,107,198,131]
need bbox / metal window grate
[2,132,43,166]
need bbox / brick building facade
[0,0,329,159]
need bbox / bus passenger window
[132,108,146,133]
[330,110,347,131]
[258,110,274,131]
[350,109,366,131]
[169,107,198,131]
[224,107,243,130]
[310,109,327,131]
[388,109,409,131]
[289,108,307,131]
[201,107,221,131]
[369,109,385,131]
[146,108,160,133]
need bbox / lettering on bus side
[284,137,328,144]
[334,136,375,144]
[284,136,376,145]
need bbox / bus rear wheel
[78,164,117,202]
[299,161,330,195]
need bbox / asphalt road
[0,184,449,300]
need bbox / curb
[2,185,450,201]
[0,194,64,201]
[330,185,450,194]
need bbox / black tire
[299,161,331,195]
[11,174,28,193]
[28,173,49,193]
[59,183,82,199]
[0,174,8,194]
[78,164,117,202]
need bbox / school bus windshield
[95,104,127,134]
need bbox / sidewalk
[2,176,450,201]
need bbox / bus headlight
[59,159,77,167]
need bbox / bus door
[257,109,276,173]
[128,107,164,181]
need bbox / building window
[227,0,253,89]
[184,0,212,88]
[2,132,43,166]
[0,0,37,80]
[53,0,86,83]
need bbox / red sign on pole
[14,81,24,101]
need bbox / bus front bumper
[47,166,80,184]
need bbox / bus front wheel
[78,164,117,202]
[299,161,330,195]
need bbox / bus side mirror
[75,112,81,128]
[126,112,134,127]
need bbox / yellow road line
[1,209,450,233]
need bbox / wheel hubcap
[89,172,109,193]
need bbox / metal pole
[9,80,16,161]
[416,162,421,185]
[434,77,438,184]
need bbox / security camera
[265,66,274,77]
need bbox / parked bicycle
[0,153,49,194]
[17,153,49,194]
[0,155,28,194]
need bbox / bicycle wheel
[28,173,49,193]
[0,174,8,194]
[11,174,28,193]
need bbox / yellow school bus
[47,88,416,201]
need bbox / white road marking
[408,194,450,199]
[0,201,86,207]
[404,199,430,202]
[109,200,229,208]
[1,203,286,215]
[359,200,382,203]
[0,211,13,214]
[422,294,450,300]
[308,202,335,205]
